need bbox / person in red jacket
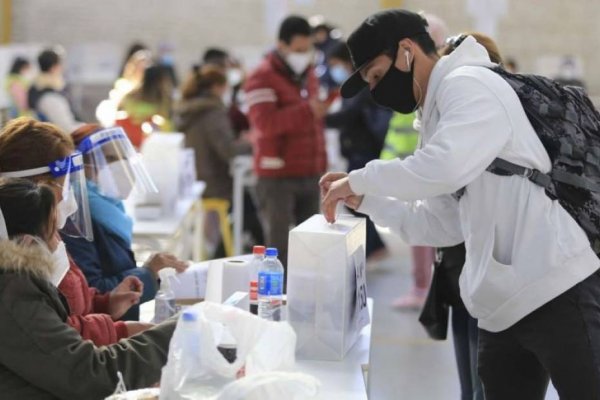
[0,117,151,345]
[245,15,328,271]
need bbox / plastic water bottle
[154,267,177,323]
[180,310,199,357]
[177,310,201,396]
[248,245,266,315]
[258,247,284,321]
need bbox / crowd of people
[0,7,597,400]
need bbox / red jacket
[244,51,327,178]
[59,259,128,345]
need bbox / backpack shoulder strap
[489,158,600,193]
[487,158,553,189]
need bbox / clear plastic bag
[160,302,319,400]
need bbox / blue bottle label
[258,271,283,296]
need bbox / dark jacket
[62,220,157,320]
[0,240,175,400]
[176,95,250,200]
[244,51,327,178]
[325,89,392,170]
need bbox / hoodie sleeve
[348,75,512,200]
[357,194,464,247]
[66,314,128,345]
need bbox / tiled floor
[366,231,559,400]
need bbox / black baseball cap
[340,9,429,98]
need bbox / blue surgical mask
[330,65,350,85]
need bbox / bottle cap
[250,281,258,287]
[265,247,278,257]
[253,246,266,255]
[182,310,197,322]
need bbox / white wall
[9,0,600,95]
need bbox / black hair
[38,49,61,73]
[327,41,351,63]
[313,23,333,34]
[0,178,55,240]
[124,42,148,61]
[119,42,148,76]
[411,33,437,56]
[9,57,30,75]
[278,15,311,44]
[203,48,229,66]
[138,64,174,102]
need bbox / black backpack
[456,67,600,255]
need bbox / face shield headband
[0,152,93,241]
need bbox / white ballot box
[287,214,370,361]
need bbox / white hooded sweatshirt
[349,36,599,332]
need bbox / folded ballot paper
[287,214,370,361]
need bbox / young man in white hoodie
[321,9,600,400]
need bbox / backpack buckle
[522,168,534,178]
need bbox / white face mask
[226,68,243,87]
[97,162,135,200]
[285,51,314,75]
[57,187,78,229]
[50,241,70,286]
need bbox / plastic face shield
[0,152,93,241]
[78,127,158,200]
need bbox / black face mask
[370,58,417,114]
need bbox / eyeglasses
[445,34,468,50]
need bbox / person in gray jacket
[176,65,251,201]
[0,178,175,400]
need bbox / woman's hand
[108,276,143,320]
[144,252,189,277]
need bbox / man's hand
[309,99,329,119]
[320,173,364,223]
[124,321,155,337]
[145,253,189,277]
[319,172,349,198]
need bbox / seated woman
[64,124,188,320]
[0,177,175,399]
[0,118,151,343]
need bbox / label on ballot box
[287,214,370,361]
[352,246,370,330]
